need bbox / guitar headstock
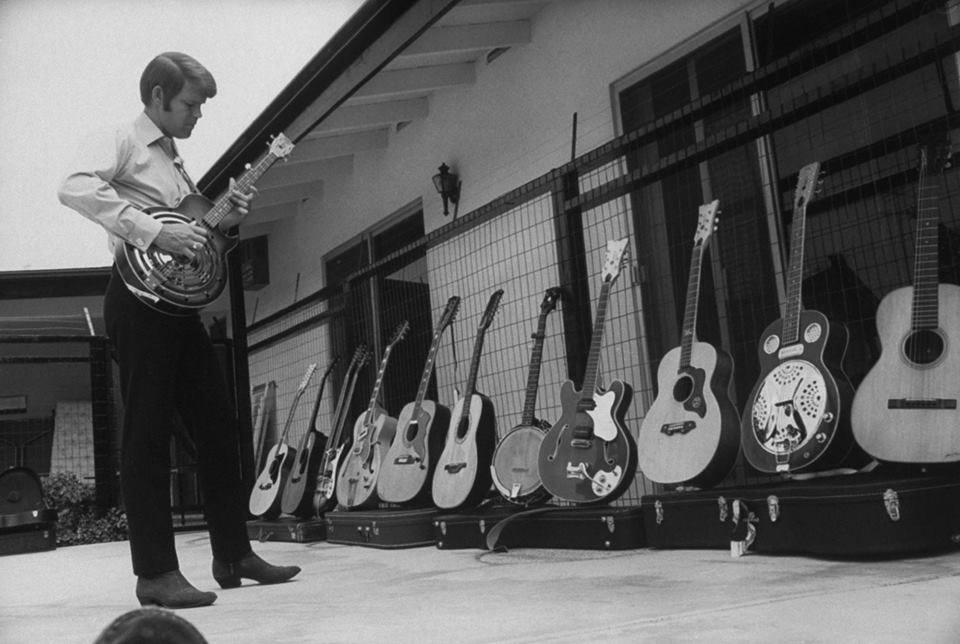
[919,134,952,175]
[601,238,629,283]
[793,161,822,212]
[541,287,562,314]
[347,343,368,372]
[297,363,318,392]
[694,199,720,246]
[386,320,410,348]
[437,296,461,333]
[268,133,295,160]
[479,289,505,331]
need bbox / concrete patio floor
[1,529,959,643]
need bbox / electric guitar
[538,239,636,504]
[491,287,562,505]
[115,134,294,315]
[336,321,410,509]
[313,345,370,514]
[852,137,960,463]
[279,356,340,517]
[432,289,504,509]
[377,297,460,505]
[636,200,741,487]
[248,363,317,519]
[741,162,859,473]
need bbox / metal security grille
[246,0,960,506]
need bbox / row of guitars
[248,239,639,517]
[641,142,960,490]
[249,139,960,519]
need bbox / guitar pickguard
[750,359,827,456]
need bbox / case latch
[603,515,615,533]
[655,499,664,525]
[767,495,780,522]
[883,489,901,522]
[718,495,728,522]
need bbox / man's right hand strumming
[153,221,209,259]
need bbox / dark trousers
[104,267,251,577]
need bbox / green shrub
[42,472,128,546]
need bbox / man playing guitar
[58,52,299,608]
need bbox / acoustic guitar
[852,137,960,463]
[636,200,740,487]
[115,134,294,315]
[313,345,370,514]
[741,162,859,473]
[377,297,460,505]
[491,286,561,505]
[336,321,410,509]
[537,239,636,504]
[432,289,504,509]
[279,356,340,517]
[248,363,317,519]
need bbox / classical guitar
[741,162,859,473]
[852,137,960,463]
[115,134,294,316]
[248,363,317,519]
[636,200,740,487]
[313,345,370,515]
[538,239,636,504]
[336,321,410,509]
[377,297,460,506]
[279,356,340,517]
[432,289,504,509]
[491,287,562,506]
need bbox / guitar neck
[678,240,705,369]
[461,327,489,401]
[201,151,278,230]
[307,361,338,435]
[520,313,551,425]
[364,345,395,419]
[782,202,808,345]
[580,279,613,399]
[410,327,448,418]
[912,164,941,330]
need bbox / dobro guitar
[852,137,960,463]
[336,321,410,509]
[741,162,860,473]
[491,287,561,505]
[377,297,460,506]
[313,345,370,515]
[248,363,317,519]
[432,289,504,510]
[279,356,340,517]
[636,200,740,487]
[537,239,636,504]
[116,134,294,315]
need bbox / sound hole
[904,329,944,365]
[672,374,694,403]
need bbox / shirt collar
[133,111,167,148]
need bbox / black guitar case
[325,507,440,548]
[434,502,645,551]
[641,470,960,557]
[0,467,57,556]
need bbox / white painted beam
[401,20,530,56]
[351,62,475,101]
[253,180,323,210]
[258,156,353,191]
[311,98,429,134]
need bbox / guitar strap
[166,138,200,194]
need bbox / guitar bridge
[444,462,467,474]
[661,421,696,436]
[888,398,957,409]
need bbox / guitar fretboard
[679,240,705,369]
[580,279,612,403]
[201,152,278,230]
[912,173,941,331]
[520,315,550,425]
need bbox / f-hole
[903,329,945,366]
[672,373,695,403]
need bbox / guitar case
[641,469,960,557]
[0,467,57,556]
[325,507,440,548]
[434,502,645,551]
[246,516,326,543]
